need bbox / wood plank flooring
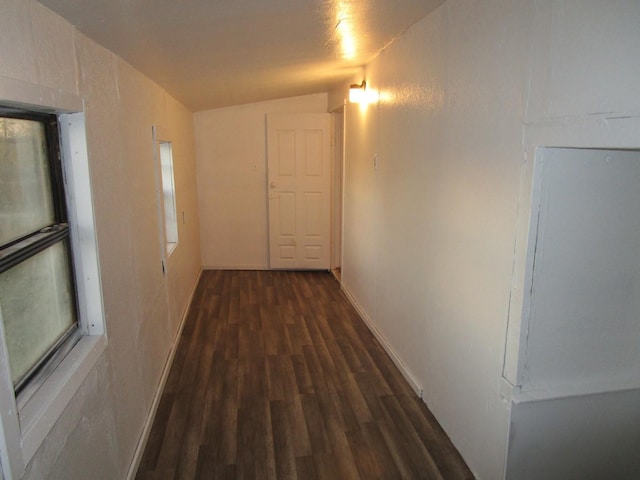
[135,270,474,480]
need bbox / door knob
[270,181,277,189]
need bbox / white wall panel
[527,0,640,121]
[521,148,640,389]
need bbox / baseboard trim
[124,268,203,480]
[201,264,269,270]
[340,284,424,399]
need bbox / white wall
[194,94,327,269]
[332,0,640,478]
[0,1,201,478]
[335,2,528,477]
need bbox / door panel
[304,192,322,235]
[267,113,330,269]
[277,131,296,176]
[304,131,323,176]
[279,192,296,235]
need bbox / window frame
[160,141,178,253]
[0,109,82,398]
[152,126,179,265]
[0,97,106,480]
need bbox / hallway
[135,270,473,479]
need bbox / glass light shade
[349,86,365,103]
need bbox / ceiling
[38,0,444,112]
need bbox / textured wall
[334,0,640,478]
[338,2,529,477]
[0,1,202,478]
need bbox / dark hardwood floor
[135,270,474,480]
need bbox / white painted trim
[0,309,25,480]
[513,374,640,404]
[60,112,106,336]
[201,264,269,271]
[124,268,203,480]
[151,125,172,270]
[502,147,544,385]
[340,285,424,398]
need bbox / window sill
[19,334,107,465]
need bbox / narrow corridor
[136,270,473,479]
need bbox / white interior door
[267,113,330,269]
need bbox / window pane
[160,142,178,248]
[0,241,77,385]
[0,117,55,245]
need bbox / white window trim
[0,83,107,479]
[152,125,179,266]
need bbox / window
[0,111,80,400]
[0,100,105,480]
[153,126,179,260]
[159,141,178,253]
